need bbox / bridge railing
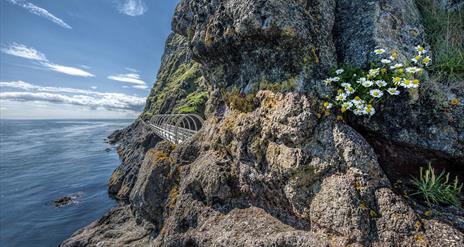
[147,114,204,144]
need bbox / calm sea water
[0,119,131,247]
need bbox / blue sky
[0,0,179,119]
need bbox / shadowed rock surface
[62,0,463,246]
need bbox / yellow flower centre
[393,77,401,83]
[354,96,361,100]
[413,79,420,85]
[451,98,460,106]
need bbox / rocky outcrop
[60,206,151,247]
[335,0,464,179]
[107,33,207,200]
[65,92,462,246]
[62,0,463,246]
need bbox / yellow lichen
[167,184,179,209]
[311,47,319,64]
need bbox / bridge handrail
[146,114,204,144]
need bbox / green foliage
[143,61,207,117]
[323,46,430,116]
[411,164,463,208]
[416,0,464,78]
[174,91,208,114]
[223,87,257,113]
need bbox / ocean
[0,119,132,247]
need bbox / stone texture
[60,206,151,247]
[173,0,336,90]
[62,0,464,246]
[107,120,159,200]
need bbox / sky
[0,0,179,119]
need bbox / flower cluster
[323,45,431,116]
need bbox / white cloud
[132,85,148,90]
[0,81,145,112]
[117,0,147,16]
[91,86,98,90]
[6,0,72,29]
[108,73,144,85]
[1,43,94,78]
[43,63,95,77]
[1,43,47,61]
[125,67,138,73]
[108,72,149,90]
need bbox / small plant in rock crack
[411,164,463,208]
[323,45,431,117]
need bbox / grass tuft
[416,0,464,79]
[411,163,463,208]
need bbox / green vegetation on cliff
[141,34,208,120]
[417,0,464,78]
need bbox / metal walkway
[147,114,204,144]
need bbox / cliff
[62,0,463,246]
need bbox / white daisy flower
[353,106,366,116]
[323,77,341,85]
[381,59,392,64]
[342,101,353,110]
[375,80,387,87]
[392,77,402,85]
[387,87,400,95]
[370,89,383,98]
[335,69,344,75]
[365,105,376,116]
[405,67,422,74]
[351,97,364,106]
[345,86,355,95]
[374,49,386,55]
[422,56,431,66]
[415,45,427,55]
[323,102,333,109]
[358,77,373,87]
[400,79,413,88]
[389,55,396,61]
[390,63,403,70]
[411,55,421,64]
[368,68,380,77]
[336,93,347,101]
[341,82,351,88]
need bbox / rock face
[62,0,463,246]
[63,92,463,247]
[173,0,336,90]
[107,33,207,200]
